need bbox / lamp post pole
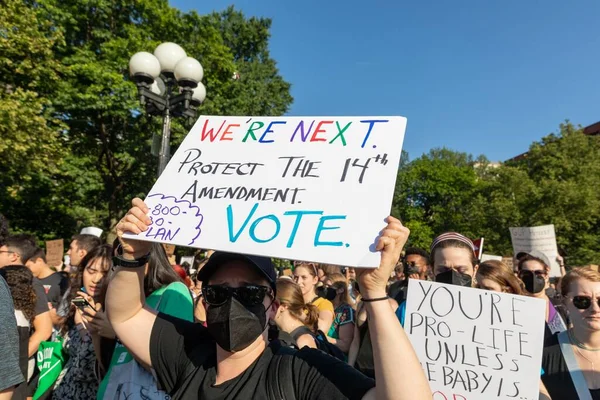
[128,42,207,178]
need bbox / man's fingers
[125,213,148,232]
[129,206,152,226]
[131,198,149,213]
[117,221,142,235]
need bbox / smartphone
[72,297,92,310]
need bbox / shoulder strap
[558,331,593,400]
[267,342,297,400]
[290,326,313,343]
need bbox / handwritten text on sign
[124,116,406,267]
[509,224,560,277]
[405,280,545,400]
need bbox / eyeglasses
[518,269,547,277]
[569,295,600,310]
[202,284,271,306]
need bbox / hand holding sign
[357,216,409,298]
[116,198,152,258]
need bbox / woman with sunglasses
[517,251,568,342]
[274,278,319,349]
[542,267,600,400]
[108,198,432,400]
[293,262,335,334]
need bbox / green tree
[0,0,293,241]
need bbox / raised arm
[105,198,156,367]
[358,217,431,400]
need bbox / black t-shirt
[150,313,375,400]
[38,272,69,308]
[541,333,600,400]
[32,278,49,316]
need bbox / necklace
[568,329,600,352]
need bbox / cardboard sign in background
[509,224,560,276]
[405,280,545,400]
[124,115,406,267]
[45,239,64,267]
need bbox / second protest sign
[405,280,545,400]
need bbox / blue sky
[172,0,599,162]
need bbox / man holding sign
[106,198,431,400]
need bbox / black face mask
[435,269,472,287]
[316,286,337,301]
[206,296,269,352]
[520,271,546,294]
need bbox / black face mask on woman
[206,296,270,352]
[520,270,546,294]
[316,286,337,301]
[435,269,472,287]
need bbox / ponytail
[303,303,319,332]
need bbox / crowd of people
[0,201,598,399]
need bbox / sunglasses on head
[202,284,271,307]
[570,295,600,310]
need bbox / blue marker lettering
[283,210,324,248]
[314,215,346,247]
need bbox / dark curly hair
[62,244,112,335]
[0,265,37,323]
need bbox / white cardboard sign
[509,224,560,276]
[405,280,545,400]
[124,115,406,267]
[480,254,503,262]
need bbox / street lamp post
[128,42,206,177]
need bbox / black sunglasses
[202,284,271,307]
[518,270,547,277]
[570,295,600,310]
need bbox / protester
[542,267,600,399]
[348,282,398,378]
[475,260,524,294]
[517,250,568,341]
[324,273,355,354]
[396,232,478,326]
[293,261,335,333]
[66,234,102,269]
[0,235,52,396]
[106,198,432,399]
[0,274,24,400]
[274,278,319,349]
[0,266,35,400]
[26,248,69,327]
[52,244,113,400]
[98,242,193,399]
[388,247,430,303]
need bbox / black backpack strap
[267,341,298,400]
[289,326,314,344]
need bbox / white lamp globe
[153,42,187,74]
[129,52,160,82]
[191,82,206,106]
[150,77,166,95]
[174,57,204,88]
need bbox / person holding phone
[52,244,115,400]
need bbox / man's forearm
[106,267,146,324]
[367,299,431,400]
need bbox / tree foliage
[394,122,600,265]
[0,0,293,240]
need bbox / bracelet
[362,296,388,303]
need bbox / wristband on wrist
[113,244,150,268]
[361,296,388,303]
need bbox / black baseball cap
[197,251,277,291]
